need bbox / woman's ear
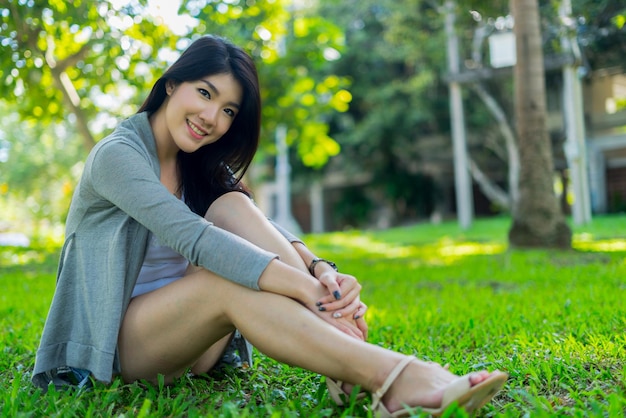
[165,80,176,95]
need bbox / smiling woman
[151,74,242,155]
[31,35,507,417]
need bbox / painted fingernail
[318,306,326,311]
[333,290,341,300]
[315,301,323,307]
[333,312,342,318]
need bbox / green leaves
[1,0,177,149]
[1,0,352,168]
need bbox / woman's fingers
[355,316,368,341]
[319,312,363,340]
[353,302,367,320]
[316,271,343,301]
[316,273,361,305]
[331,304,368,341]
[317,284,361,314]
[335,317,365,340]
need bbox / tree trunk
[508,0,572,248]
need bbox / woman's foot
[374,357,507,416]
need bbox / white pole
[274,124,301,233]
[445,0,473,229]
[560,0,591,224]
[310,180,324,233]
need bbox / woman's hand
[354,304,368,340]
[316,271,363,318]
[314,270,369,340]
[302,280,366,340]
[316,310,366,340]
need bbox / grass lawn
[1,215,625,417]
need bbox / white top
[132,232,189,298]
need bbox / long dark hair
[138,35,260,216]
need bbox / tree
[508,0,572,248]
[1,0,177,152]
[1,0,349,166]
[0,0,352,227]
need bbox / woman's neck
[149,107,180,164]
[149,108,181,197]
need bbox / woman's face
[162,73,243,153]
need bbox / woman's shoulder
[100,113,151,147]
[89,113,156,158]
[85,113,158,172]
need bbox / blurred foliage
[0,0,177,150]
[309,0,624,228]
[0,104,80,227]
[0,0,349,168]
[0,0,623,231]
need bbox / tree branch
[468,158,510,210]
[49,65,97,151]
[9,3,97,150]
[55,40,95,73]
[469,82,520,207]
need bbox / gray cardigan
[33,113,298,386]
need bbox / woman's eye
[224,108,236,117]
[198,88,211,99]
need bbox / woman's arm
[289,241,366,321]
[266,219,367,328]
[257,259,366,340]
[88,140,276,290]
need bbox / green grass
[1,215,625,417]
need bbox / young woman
[33,35,507,416]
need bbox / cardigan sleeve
[88,139,277,290]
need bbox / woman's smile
[187,119,208,139]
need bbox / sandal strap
[371,356,416,410]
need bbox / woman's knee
[205,191,256,225]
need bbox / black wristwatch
[308,258,338,276]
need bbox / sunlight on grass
[325,234,414,258]
[573,235,626,252]
[437,240,506,258]
[322,233,506,266]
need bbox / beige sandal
[326,377,366,406]
[371,356,508,417]
[326,362,448,407]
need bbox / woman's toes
[469,370,493,385]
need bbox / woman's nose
[199,105,218,125]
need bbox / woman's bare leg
[204,192,361,391]
[118,192,501,411]
[170,193,309,376]
[118,265,493,411]
[189,333,232,375]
